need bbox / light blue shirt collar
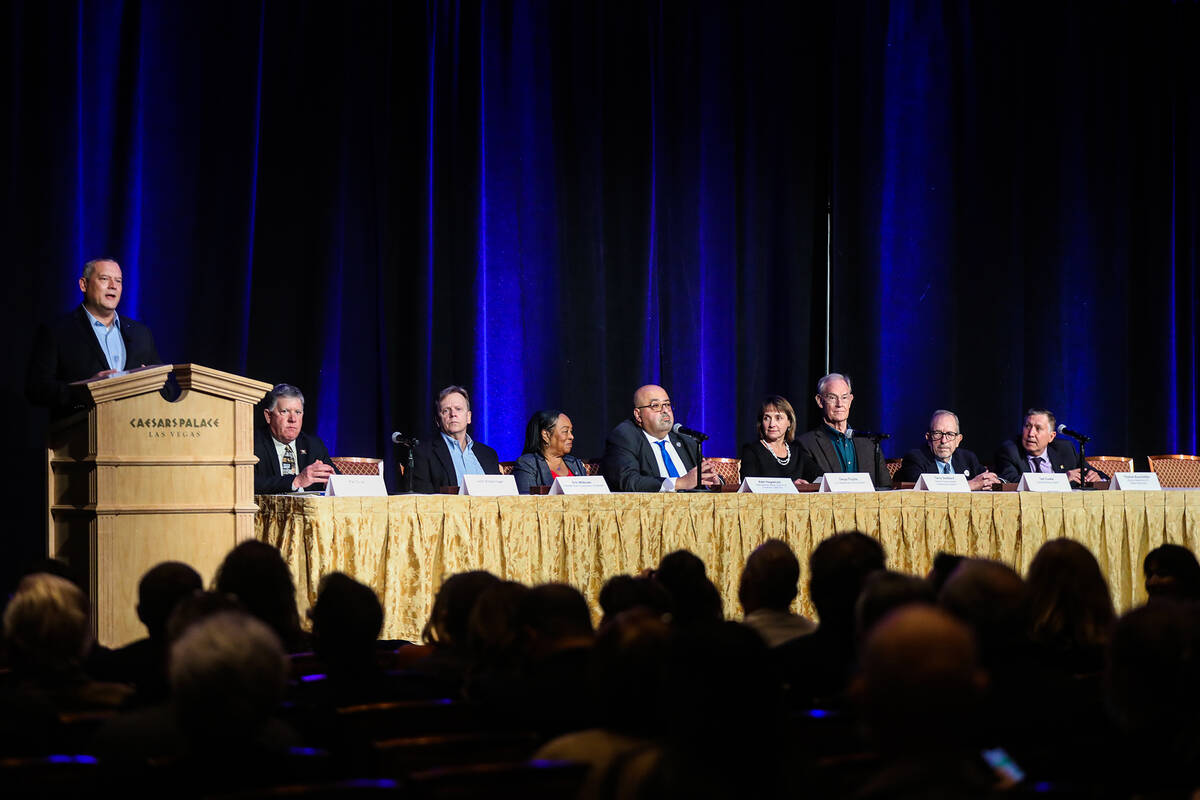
[441,431,485,486]
[83,306,126,371]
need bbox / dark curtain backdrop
[4,0,1197,591]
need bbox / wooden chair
[1147,454,1200,488]
[708,457,740,486]
[330,457,383,476]
[885,458,903,480]
[407,760,588,800]
[1085,456,1134,480]
[371,731,540,777]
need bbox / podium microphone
[672,423,710,442]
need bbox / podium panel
[47,364,271,646]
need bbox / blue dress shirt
[442,431,486,486]
[84,308,126,371]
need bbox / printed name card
[913,473,972,492]
[738,477,800,494]
[1108,472,1163,491]
[818,473,876,493]
[325,474,388,497]
[459,474,519,496]
[549,476,611,495]
[1016,473,1073,492]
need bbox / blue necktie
[939,461,951,475]
[656,440,680,478]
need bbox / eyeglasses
[819,393,852,404]
[636,400,672,412]
[927,430,961,440]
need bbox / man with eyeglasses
[795,373,891,488]
[601,384,720,492]
[993,407,1100,486]
[895,410,1001,489]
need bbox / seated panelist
[513,410,587,493]
[993,407,1100,486]
[794,373,891,489]
[895,409,1000,490]
[738,394,818,487]
[411,385,501,492]
[601,384,721,492]
[253,383,337,494]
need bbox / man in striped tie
[895,409,1000,490]
[993,407,1101,486]
[253,383,336,494]
[601,384,720,492]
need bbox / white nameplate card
[460,474,519,496]
[913,473,971,492]
[1108,472,1162,491]
[549,476,610,495]
[1017,473,1073,492]
[325,474,388,497]
[738,477,799,494]
[818,473,876,492]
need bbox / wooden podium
[46,364,273,646]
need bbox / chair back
[1086,456,1134,479]
[582,459,602,476]
[372,732,540,777]
[330,457,383,476]
[498,461,516,475]
[885,458,903,479]
[707,457,740,486]
[1147,454,1200,488]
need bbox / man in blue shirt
[894,410,1001,489]
[794,373,892,488]
[410,385,501,492]
[26,258,161,418]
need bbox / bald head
[632,384,673,436]
[858,605,986,748]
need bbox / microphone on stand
[391,432,420,447]
[1055,424,1091,443]
[672,423,710,442]
[847,428,891,442]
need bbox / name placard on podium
[1108,472,1163,491]
[460,474,519,496]
[818,473,875,492]
[737,477,799,494]
[549,476,610,495]
[1017,473,1073,492]
[913,473,971,492]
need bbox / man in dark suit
[993,407,1101,486]
[253,383,336,494]
[26,258,162,417]
[411,385,501,492]
[601,383,720,492]
[895,409,1002,489]
[794,373,892,488]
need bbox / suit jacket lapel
[854,439,875,474]
[260,430,282,477]
[671,436,696,472]
[811,434,840,473]
[434,439,456,485]
[75,306,110,370]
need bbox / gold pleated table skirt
[255,490,1200,643]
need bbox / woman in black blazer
[513,409,588,493]
[739,395,818,486]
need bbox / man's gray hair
[82,258,119,282]
[169,611,288,743]
[816,373,853,395]
[929,409,961,431]
[3,573,92,669]
[266,383,305,411]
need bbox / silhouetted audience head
[423,570,500,649]
[310,572,383,666]
[466,580,531,668]
[3,573,91,675]
[166,591,246,644]
[738,539,800,614]
[215,541,305,651]
[137,562,203,642]
[519,583,594,658]
[808,531,886,628]
[939,559,1031,667]
[855,570,937,640]
[928,551,965,595]
[598,575,672,626]
[856,605,986,751]
[169,611,289,749]
[1027,539,1114,663]
[655,550,723,628]
[1144,544,1200,602]
[588,608,670,737]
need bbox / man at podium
[25,258,161,418]
[254,383,337,494]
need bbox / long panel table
[255,490,1200,642]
